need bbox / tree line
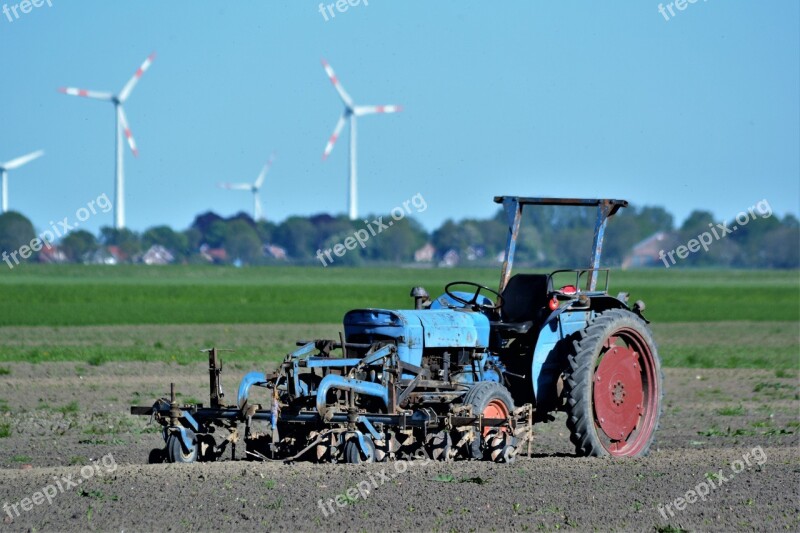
[0,204,796,268]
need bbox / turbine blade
[117,107,139,157]
[58,87,114,101]
[254,153,275,189]
[218,183,252,191]
[321,59,354,108]
[354,105,403,116]
[119,52,156,103]
[2,150,44,170]
[322,114,347,160]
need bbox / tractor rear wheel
[462,382,515,461]
[565,309,663,457]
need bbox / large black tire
[148,448,165,464]
[462,382,516,461]
[564,309,663,457]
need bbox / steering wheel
[444,281,504,311]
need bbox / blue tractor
[133,197,663,463]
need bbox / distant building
[199,244,228,264]
[264,244,288,260]
[142,245,175,265]
[439,249,460,268]
[622,232,673,268]
[38,244,67,264]
[106,246,128,264]
[414,243,435,263]
[87,248,117,265]
[465,246,485,262]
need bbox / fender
[530,295,634,411]
[530,308,590,407]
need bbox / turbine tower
[320,59,401,220]
[218,155,275,221]
[59,53,156,229]
[0,150,44,213]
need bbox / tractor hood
[343,309,490,371]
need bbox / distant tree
[604,205,674,266]
[514,223,547,266]
[223,219,262,263]
[190,211,224,235]
[273,217,317,259]
[99,227,142,260]
[728,211,782,267]
[637,206,674,235]
[432,220,470,255]
[473,218,507,258]
[183,227,203,252]
[319,232,365,266]
[204,221,228,248]
[367,216,428,262]
[255,220,278,244]
[60,230,97,262]
[0,211,35,261]
[311,214,356,247]
[142,225,189,258]
[759,225,800,268]
[553,227,594,268]
[680,210,715,234]
[228,212,257,228]
[782,214,799,229]
[677,211,741,267]
[603,211,642,266]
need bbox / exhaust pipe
[237,371,267,410]
[316,375,388,420]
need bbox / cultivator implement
[132,345,533,464]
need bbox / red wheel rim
[482,399,510,436]
[592,328,659,457]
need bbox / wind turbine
[218,155,275,222]
[320,59,401,220]
[0,150,44,213]
[59,53,156,229]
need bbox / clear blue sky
[1,0,798,235]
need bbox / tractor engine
[343,308,503,386]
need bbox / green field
[1,265,798,325]
[0,265,797,370]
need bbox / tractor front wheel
[462,382,516,461]
[565,309,663,457]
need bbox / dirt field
[0,363,797,532]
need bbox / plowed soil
[0,363,797,532]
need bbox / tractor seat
[491,273,552,337]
